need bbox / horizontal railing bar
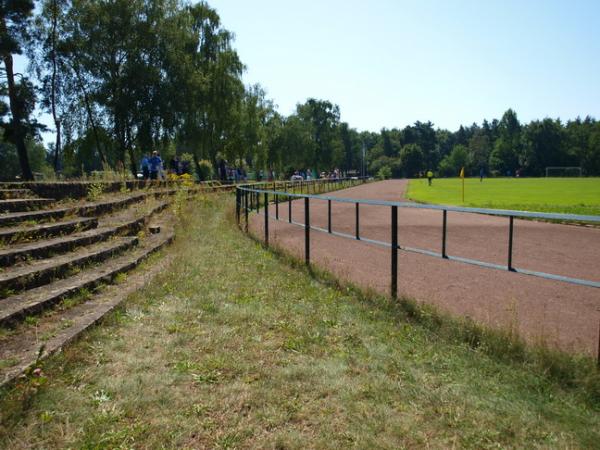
[241,186,600,223]
[261,212,600,289]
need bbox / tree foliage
[1,1,600,180]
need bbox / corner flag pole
[460,167,465,203]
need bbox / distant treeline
[365,110,600,178]
[1,1,599,180]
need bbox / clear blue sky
[210,0,600,132]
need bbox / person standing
[140,154,150,180]
[480,167,485,182]
[427,169,434,186]
[149,151,162,180]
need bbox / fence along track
[236,180,600,294]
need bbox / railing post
[597,319,600,369]
[304,197,310,265]
[288,195,292,223]
[256,190,260,214]
[244,190,249,232]
[355,202,360,240]
[391,205,398,299]
[508,216,514,271]
[442,210,448,258]
[327,199,332,233]
[275,193,279,220]
[264,192,269,247]
[235,189,240,225]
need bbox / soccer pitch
[406,177,600,216]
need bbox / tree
[1,0,35,179]
[489,109,521,175]
[468,130,491,171]
[399,143,424,177]
[520,118,568,175]
[439,144,470,176]
[296,98,341,170]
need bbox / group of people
[140,151,164,180]
[140,153,191,180]
[290,168,342,181]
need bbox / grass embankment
[1,195,600,448]
[407,177,600,215]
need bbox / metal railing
[236,183,600,296]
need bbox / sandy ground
[248,179,600,355]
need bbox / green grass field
[407,177,600,216]
[1,195,599,448]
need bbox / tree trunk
[192,152,203,181]
[50,0,61,173]
[53,120,61,172]
[2,53,33,181]
[72,64,108,167]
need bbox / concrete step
[0,229,174,386]
[0,229,173,327]
[0,217,98,244]
[0,201,169,266]
[0,237,138,297]
[0,198,54,213]
[0,189,33,200]
[0,188,178,227]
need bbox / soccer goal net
[545,166,582,177]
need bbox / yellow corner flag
[460,167,465,202]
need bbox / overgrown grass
[1,195,599,448]
[407,177,600,215]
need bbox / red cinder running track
[249,180,600,355]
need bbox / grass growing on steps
[1,195,599,448]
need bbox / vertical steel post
[327,199,332,233]
[288,195,292,223]
[597,319,600,369]
[508,216,514,271]
[442,210,448,258]
[264,192,269,247]
[236,189,240,223]
[256,190,260,214]
[275,193,279,220]
[244,190,249,232]
[391,205,398,299]
[355,203,360,240]
[304,197,310,264]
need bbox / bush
[376,165,392,180]
[179,153,195,176]
[197,159,213,181]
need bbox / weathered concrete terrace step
[0,230,174,386]
[0,217,98,244]
[0,189,33,200]
[0,201,169,266]
[0,198,54,213]
[0,230,174,328]
[0,188,183,227]
[0,237,138,297]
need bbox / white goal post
[545,166,582,177]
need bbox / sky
[208,0,600,132]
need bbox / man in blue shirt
[140,154,150,179]
[149,151,163,180]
